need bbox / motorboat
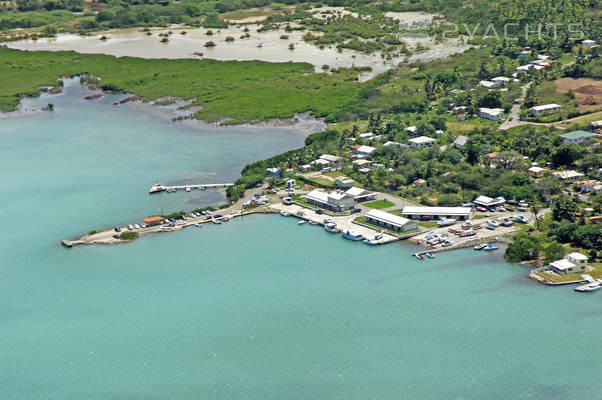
[575,282,602,292]
[324,222,340,233]
[343,230,364,241]
[482,244,499,251]
[514,215,530,224]
[280,211,290,217]
[363,239,378,245]
[425,252,435,258]
[298,220,307,225]
[149,183,165,194]
[212,219,221,225]
[185,187,191,192]
[460,229,476,237]
[374,233,383,240]
[474,244,487,250]
[461,221,474,229]
[194,223,203,227]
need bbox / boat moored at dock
[343,230,364,241]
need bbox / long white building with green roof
[559,130,599,144]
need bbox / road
[499,82,532,130]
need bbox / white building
[305,189,355,213]
[319,154,342,166]
[549,253,588,275]
[358,132,375,141]
[344,187,376,202]
[408,136,436,149]
[383,141,409,149]
[473,195,506,208]
[479,80,499,89]
[353,159,372,167]
[491,77,512,86]
[527,166,546,178]
[478,107,504,121]
[365,209,418,233]
[529,103,562,117]
[552,170,585,181]
[354,145,376,157]
[405,126,417,135]
[453,135,467,148]
[334,176,355,187]
[402,206,474,221]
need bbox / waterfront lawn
[363,199,394,209]
[0,47,363,123]
[537,264,602,284]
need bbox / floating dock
[149,183,234,194]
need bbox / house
[582,39,596,49]
[266,167,282,178]
[479,80,499,89]
[143,216,165,227]
[529,104,562,117]
[383,141,408,149]
[319,154,342,166]
[354,145,376,157]
[559,130,598,144]
[334,176,355,187]
[551,170,585,181]
[457,114,467,121]
[353,159,372,167]
[452,106,468,114]
[285,179,296,189]
[408,136,436,149]
[402,206,474,221]
[516,64,532,72]
[435,129,445,136]
[365,209,418,233]
[478,107,504,121]
[453,135,468,148]
[310,158,331,169]
[305,189,355,212]
[548,253,588,275]
[358,167,372,174]
[299,164,311,172]
[589,120,602,132]
[527,166,546,178]
[473,195,506,208]
[405,126,417,135]
[358,132,375,141]
[491,76,512,86]
[344,187,376,202]
[580,180,602,194]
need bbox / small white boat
[425,252,435,258]
[575,282,602,292]
[280,211,290,217]
[474,244,487,250]
[363,239,378,245]
[343,230,364,241]
[437,217,456,227]
[212,219,221,225]
[298,220,307,225]
[374,234,383,240]
[194,223,203,227]
[483,244,499,251]
[186,187,191,192]
[149,183,165,194]
[324,222,340,233]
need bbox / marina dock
[149,182,234,194]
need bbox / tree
[551,145,584,167]
[543,242,565,264]
[478,91,504,108]
[16,0,39,10]
[505,235,540,262]
[552,196,579,222]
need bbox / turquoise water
[2,84,602,399]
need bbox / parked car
[113,234,120,239]
[316,210,324,215]
[134,224,140,229]
[204,216,212,220]
[420,215,431,221]
[128,224,134,230]
[114,226,121,232]
[476,206,487,212]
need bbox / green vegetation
[119,231,139,240]
[0,47,364,123]
[363,199,394,209]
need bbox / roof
[319,154,341,162]
[143,216,165,222]
[355,145,376,154]
[474,195,505,206]
[568,252,588,261]
[492,76,512,81]
[549,259,576,271]
[552,170,585,179]
[310,159,330,165]
[528,166,545,173]
[366,209,413,228]
[479,107,504,115]
[453,135,468,146]
[530,103,562,111]
[345,187,372,197]
[402,206,472,216]
[408,136,436,144]
[405,126,417,132]
[305,189,329,203]
[560,130,597,140]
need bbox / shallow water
[8,24,471,81]
[2,83,602,399]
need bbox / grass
[363,199,394,209]
[537,263,602,284]
[0,47,364,123]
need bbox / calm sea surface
[1,82,602,399]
